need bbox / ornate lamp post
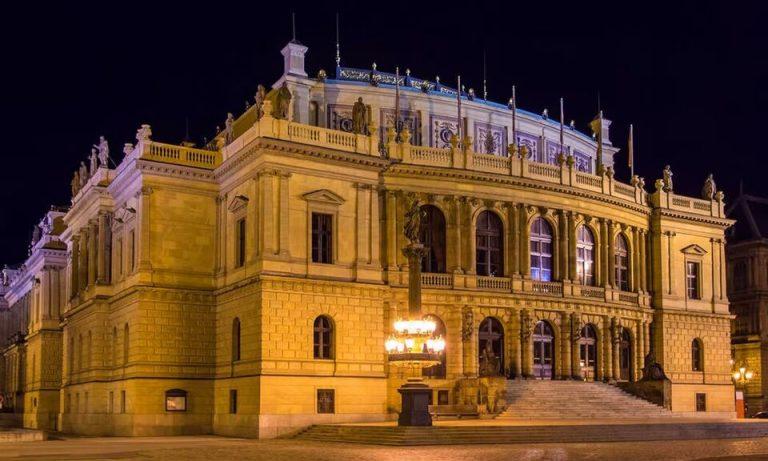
[384,197,445,426]
[732,361,754,386]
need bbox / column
[667,231,676,295]
[559,211,569,281]
[511,204,520,275]
[450,196,463,273]
[719,239,726,301]
[611,318,620,381]
[78,229,88,292]
[261,173,277,256]
[631,227,640,292]
[571,312,581,379]
[639,230,647,292]
[385,191,398,270]
[568,214,577,283]
[215,195,226,273]
[512,310,522,378]
[97,212,112,284]
[607,222,616,288]
[355,184,369,266]
[88,221,98,286]
[519,205,531,278]
[137,186,153,270]
[602,315,612,381]
[521,310,533,377]
[370,187,381,268]
[600,219,610,287]
[465,199,476,274]
[278,172,291,258]
[506,203,518,276]
[70,235,80,300]
[636,319,645,381]
[560,311,572,379]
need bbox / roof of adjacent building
[726,191,768,242]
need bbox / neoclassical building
[0,40,735,438]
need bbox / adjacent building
[0,39,735,437]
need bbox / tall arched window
[232,318,241,362]
[478,317,504,376]
[615,234,629,291]
[420,205,447,273]
[530,217,553,281]
[422,315,447,379]
[313,316,333,359]
[692,338,703,371]
[476,211,503,276]
[576,225,595,286]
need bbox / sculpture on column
[224,113,235,145]
[352,97,368,134]
[701,174,717,200]
[461,308,474,341]
[89,148,98,176]
[641,351,668,381]
[123,143,134,156]
[662,165,674,192]
[274,82,292,120]
[136,124,152,142]
[94,136,109,166]
[254,84,266,120]
[403,196,425,244]
[78,162,88,187]
[71,171,80,197]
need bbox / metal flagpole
[596,110,604,173]
[457,75,462,145]
[628,124,634,178]
[395,66,401,139]
[335,13,340,67]
[511,85,516,147]
[559,97,565,155]
[483,50,488,101]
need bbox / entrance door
[532,321,554,379]
[579,324,597,381]
[619,329,632,381]
[478,317,504,376]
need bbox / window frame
[686,260,701,300]
[530,217,553,282]
[691,338,703,372]
[313,315,334,360]
[311,212,334,264]
[317,389,335,414]
[575,225,595,286]
[615,234,630,291]
[475,211,504,277]
[235,217,246,268]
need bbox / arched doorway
[533,321,555,379]
[478,317,504,376]
[619,328,632,381]
[579,324,597,381]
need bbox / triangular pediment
[681,244,707,256]
[302,189,345,206]
[228,195,249,212]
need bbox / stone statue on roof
[701,174,717,200]
[94,136,109,166]
[89,148,98,176]
[352,97,367,134]
[224,113,235,145]
[274,82,292,120]
[662,165,674,192]
[254,84,266,121]
[71,171,80,197]
[78,162,88,187]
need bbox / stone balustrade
[138,141,221,170]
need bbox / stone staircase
[497,379,674,419]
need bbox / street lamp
[732,362,754,385]
[385,197,444,426]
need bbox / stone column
[506,203,517,277]
[602,315,612,381]
[521,310,533,377]
[568,213,577,282]
[519,206,531,278]
[631,227,640,292]
[370,187,381,268]
[70,235,80,300]
[511,204,521,275]
[385,191,398,271]
[639,230,647,292]
[600,219,610,287]
[644,321,652,356]
[355,184,369,267]
[466,199,477,275]
[559,211,569,281]
[137,186,153,271]
[636,319,644,381]
[462,306,477,378]
[571,312,581,379]
[278,172,291,258]
[450,197,463,273]
[611,318,620,381]
[560,311,572,379]
[261,173,277,256]
[512,310,522,378]
[78,229,88,292]
[607,222,616,288]
[97,212,112,284]
[88,221,98,286]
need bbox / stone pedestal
[397,379,432,426]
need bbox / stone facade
[0,40,735,437]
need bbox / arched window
[530,217,553,281]
[478,317,504,376]
[692,338,703,371]
[576,225,595,286]
[232,318,241,362]
[420,205,447,273]
[615,234,630,291]
[476,211,503,276]
[313,316,333,359]
[422,315,447,379]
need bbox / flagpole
[596,110,604,174]
[511,85,516,148]
[628,124,634,178]
[395,66,401,139]
[559,97,564,155]
[457,75,462,144]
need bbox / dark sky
[1,2,766,265]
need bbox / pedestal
[397,379,432,426]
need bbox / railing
[581,286,605,299]
[531,280,563,296]
[527,162,560,180]
[141,141,221,169]
[618,291,639,304]
[473,153,510,173]
[411,146,452,166]
[421,272,453,288]
[614,182,636,199]
[477,276,511,290]
[575,172,603,189]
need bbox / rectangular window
[311,213,333,264]
[129,230,136,272]
[235,218,246,268]
[695,393,707,412]
[120,390,126,414]
[229,389,238,414]
[438,390,450,405]
[317,389,335,414]
[686,261,700,299]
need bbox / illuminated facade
[0,40,735,437]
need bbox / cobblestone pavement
[2,436,768,461]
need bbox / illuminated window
[576,225,595,286]
[165,389,187,412]
[686,261,700,299]
[615,234,629,291]
[530,218,553,281]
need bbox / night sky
[1,2,766,265]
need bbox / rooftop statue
[274,82,292,120]
[136,124,152,143]
[701,174,717,200]
[224,113,235,145]
[89,148,98,177]
[254,84,266,120]
[78,162,88,188]
[662,165,674,192]
[352,97,367,134]
[71,171,80,197]
[94,136,109,167]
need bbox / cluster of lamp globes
[384,318,446,367]
[732,365,754,383]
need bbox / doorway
[533,321,555,379]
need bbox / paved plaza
[2,436,768,461]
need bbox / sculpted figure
[274,82,292,120]
[352,97,367,134]
[662,165,674,192]
[461,309,474,341]
[403,197,424,244]
[89,148,98,176]
[254,84,266,120]
[224,113,235,144]
[71,171,80,197]
[701,174,717,200]
[136,124,152,142]
[78,161,88,187]
[94,136,109,166]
